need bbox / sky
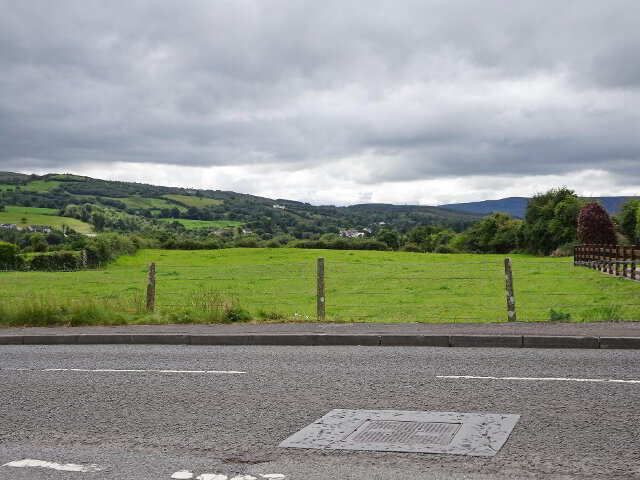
[1,1,639,206]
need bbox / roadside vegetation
[0,172,638,327]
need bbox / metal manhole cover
[279,409,520,456]
[347,420,461,445]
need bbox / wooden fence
[574,244,639,280]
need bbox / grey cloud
[0,0,639,190]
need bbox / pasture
[1,248,638,327]
[0,206,93,233]
[157,218,243,229]
[104,195,187,212]
[21,180,62,192]
[162,194,223,208]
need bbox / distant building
[378,221,386,225]
[363,227,372,234]
[27,225,52,233]
[242,228,253,235]
[339,229,365,238]
[0,224,18,230]
[273,204,286,210]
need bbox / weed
[548,308,571,322]
[580,304,624,322]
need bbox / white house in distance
[0,224,19,230]
[27,225,53,233]
[273,204,286,210]
[339,229,365,238]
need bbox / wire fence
[0,257,638,322]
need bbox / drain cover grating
[279,409,520,456]
[347,420,461,445]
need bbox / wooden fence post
[504,257,516,322]
[622,246,628,278]
[598,244,603,272]
[82,249,87,268]
[615,245,620,276]
[608,244,613,275]
[316,257,325,321]
[632,245,637,281]
[147,262,156,311]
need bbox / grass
[162,194,223,208]
[104,195,187,212]
[0,206,93,233]
[5,206,59,215]
[22,180,62,192]
[47,174,88,181]
[1,248,638,327]
[0,184,17,191]
[157,218,243,229]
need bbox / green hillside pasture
[1,182,60,192]
[162,194,223,208]
[104,196,187,212]
[48,174,89,181]
[0,206,93,233]
[22,180,62,192]
[1,249,638,327]
[5,206,59,215]
[157,218,243,229]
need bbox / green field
[23,180,62,192]
[157,218,243,229]
[1,248,638,327]
[162,194,223,208]
[104,195,187,212]
[47,174,88,181]
[0,180,61,192]
[0,206,93,233]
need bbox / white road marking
[177,472,285,480]
[6,368,246,374]
[2,459,102,472]
[171,470,194,479]
[437,375,640,384]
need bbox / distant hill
[439,197,530,219]
[441,196,638,218]
[0,172,483,235]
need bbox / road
[0,345,639,479]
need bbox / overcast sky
[1,1,639,205]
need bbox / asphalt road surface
[1,345,639,479]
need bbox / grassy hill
[0,172,484,238]
[0,206,93,233]
[162,194,223,208]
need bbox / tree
[30,233,48,252]
[464,213,521,253]
[520,188,584,255]
[577,202,616,245]
[377,229,400,250]
[0,241,19,269]
[615,199,640,244]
